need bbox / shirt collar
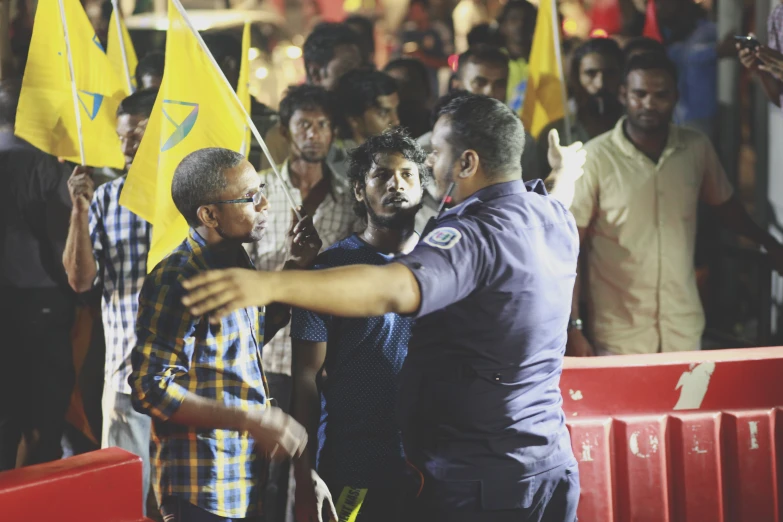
[279,157,346,196]
[186,228,254,270]
[442,180,528,218]
[188,228,208,248]
[610,116,686,160]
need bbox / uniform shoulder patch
[423,227,462,249]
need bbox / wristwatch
[568,318,583,331]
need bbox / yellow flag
[107,5,138,94]
[521,0,566,139]
[237,21,252,157]
[15,0,125,168]
[121,0,247,271]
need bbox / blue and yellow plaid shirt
[129,229,269,518]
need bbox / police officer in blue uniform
[181,94,581,522]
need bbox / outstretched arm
[182,262,422,324]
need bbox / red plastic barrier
[0,447,152,522]
[560,347,783,522]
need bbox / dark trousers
[0,287,75,470]
[327,484,405,522]
[263,372,293,522]
[405,461,580,522]
[160,496,262,522]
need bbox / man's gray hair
[172,147,245,227]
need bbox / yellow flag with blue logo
[521,0,566,139]
[15,0,125,168]
[237,21,251,157]
[120,0,247,271]
[107,5,138,94]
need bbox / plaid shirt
[130,229,269,518]
[769,4,783,107]
[245,160,361,375]
[89,177,151,394]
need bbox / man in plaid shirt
[63,88,158,513]
[130,148,315,521]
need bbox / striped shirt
[89,176,151,394]
[130,229,269,518]
[768,4,783,107]
[245,160,361,375]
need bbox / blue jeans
[406,461,580,522]
[160,497,262,522]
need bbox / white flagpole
[171,0,301,220]
[57,0,86,166]
[550,0,572,145]
[111,0,134,93]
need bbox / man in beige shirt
[569,52,783,357]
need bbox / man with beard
[290,129,427,522]
[567,53,783,357]
[536,38,625,178]
[243,84,361,521]
[181,93,582,521]
[260,23,366,171]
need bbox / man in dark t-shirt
[0,81,75,470]
[289,129,428,522]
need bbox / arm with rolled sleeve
[699,138,734,207]
[131,261,274,431]
[63,184,104,293]
[396,220,486,318]
[129,263,196,421]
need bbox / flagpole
[549,0,572,145]
[111,0,134,93]
[171,0,301,220]
[239,21,251,157]
[57,0,86,166]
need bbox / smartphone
[734,35,760,50]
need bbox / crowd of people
[3,0,783,521]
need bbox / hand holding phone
[734,35,760,50]
[736,34,762,71]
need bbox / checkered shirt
[244,160,361,376]
[769,4,783,107]
[89,176,151,394]
[129,229,269,519]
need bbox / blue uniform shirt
[291,234,411,488]
[395,179,578,484]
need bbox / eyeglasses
[209,186,266,206]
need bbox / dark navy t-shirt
[291,234,411,488]
[396,180,579,485]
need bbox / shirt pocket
[671,174,701,221]
[596,168,651,236]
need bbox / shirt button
[410,262,423,269]
[493,373,502,382]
